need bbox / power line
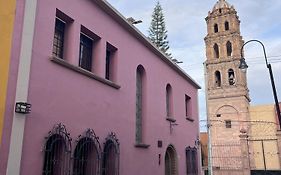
[186,60,281,68]
[183,55,281,70]
[246,55,281,60]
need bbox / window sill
[135,143,150,148]
[166,117,176,123]
[186,117,194,122]
[50,56,121,89]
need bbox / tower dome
[213,0,232,11]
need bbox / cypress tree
[148,1,171,57]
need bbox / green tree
[148,1,171,57]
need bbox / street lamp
[239,39,281,128]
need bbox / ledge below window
[135,143,150,148]
[166,117,176,123]
[50,56,120,89]
[186,117,194,122]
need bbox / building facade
[249,104,281,171]
[200,132,208,175]
[0,0,17,145]
[0,0,201,175]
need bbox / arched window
[43,123,72,175]
[165,145,178,175]
[215,71,221,87]
[225,21,229,31]
[214,24,218,33]
[213,44,219,58]
[186,147,198,175]
[102,132,120,175]
[136,65,145,144]
[166,84,173,118]
[226,41,232,56]
[73,129,101,175]
[228,69,235,85]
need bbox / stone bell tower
[204,0,251,173]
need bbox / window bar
[53,18,65,59]
[43,123,71,175]
[73,128,101,175]
[103,132,119,175]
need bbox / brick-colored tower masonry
[204,0,251,172]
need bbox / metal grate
[43,123,72,175]
[186,146,198,175]
[102,132,120,175]
[73,129,101,175]
[79,34,93,71]
[53,18,65,59]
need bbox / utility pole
[207,120,213,175]
[204,62,213,175]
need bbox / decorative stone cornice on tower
[204,0,249,98]
[213,0,232,11]
[206,0,237,20]
[205,1,242,56]
[204,0,251,106]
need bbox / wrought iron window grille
[186,146,198,175]
[42,125,121,175]
[73,129,101,175]
[102,132,120,175]
[42,123,72,175]
[53,18,65,59]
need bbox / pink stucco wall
[1,0,200,174]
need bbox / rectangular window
[191,149,198,175]
[186,149,191,173]
[186,147,198,175]
[53,18,65,58]
[225,120,232,128]
[185,95,192,119]
[105,50,111,79]
[79,34,93,71]
[105,43,117,81]
[52,9,74,59]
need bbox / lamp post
[239,39,281,128]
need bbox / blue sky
[107,0,281,130]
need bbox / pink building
[0,0,200,174]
